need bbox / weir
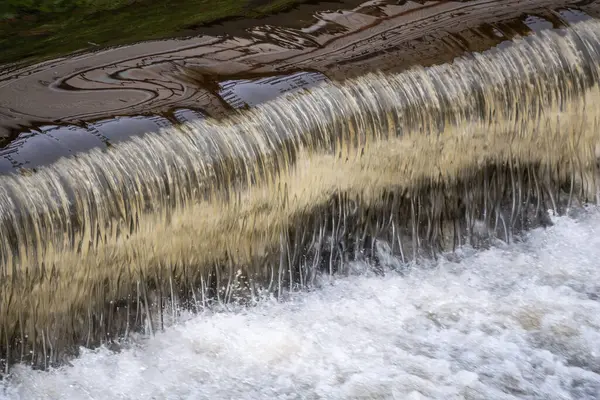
[1,19,600,371]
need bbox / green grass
[1,0,135,15]
[0,0,308,68]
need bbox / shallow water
[3,207,599,400]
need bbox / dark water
[0,0,599,173]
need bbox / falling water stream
[1,9,600,400]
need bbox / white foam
[3,208,600,400]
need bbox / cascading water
[0,18,600,377]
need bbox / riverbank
[0,0,309,67]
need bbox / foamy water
[3,208,600,400]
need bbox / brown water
[1,0,600,173]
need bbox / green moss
[0,0,307,68]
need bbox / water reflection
[0,110,201,172]
[219,71,328,108]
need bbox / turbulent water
[1,208,599,400]
[2,15,600,370]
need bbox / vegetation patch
[0,0,308,68]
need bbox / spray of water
[1,20,600,370]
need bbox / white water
[3,208,600,400]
